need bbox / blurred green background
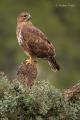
[0,0,80,88]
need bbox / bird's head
[17,12,32,23]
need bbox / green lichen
[0,73,80,120]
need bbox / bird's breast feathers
[17,30,23,46]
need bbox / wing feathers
[22,25,55,58]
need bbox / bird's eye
[23,15,27,17]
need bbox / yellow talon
[26,57,33,64]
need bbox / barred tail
[48,56,60,71]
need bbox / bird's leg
[26,56,33,64]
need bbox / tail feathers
[48,56,60,71]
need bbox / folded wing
[22,25,56,58]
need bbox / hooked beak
[27,14,32,21]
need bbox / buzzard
[16,11,60,71]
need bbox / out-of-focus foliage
[0,73,80,120]
[0,0,80,88]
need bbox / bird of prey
[16,11,60,71]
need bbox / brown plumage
[16,11,60,71]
